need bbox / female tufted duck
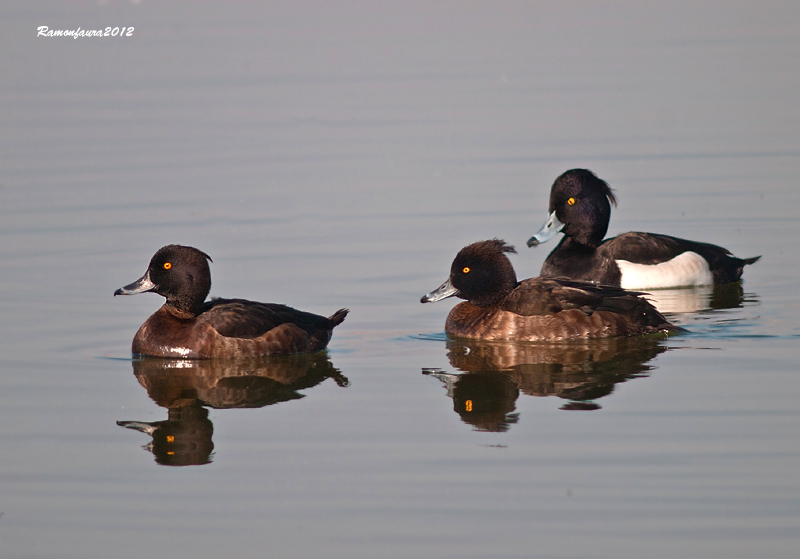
[421,239,678,341]
[114,245,348,358]
[527,169,760,289]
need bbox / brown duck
[115,245,348,358]
[421,239,679,341]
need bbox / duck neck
[471,275,517,307]
[164,295,204,317]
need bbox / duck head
[527,169,617,248]
[421,239,518,307]
[115,245,213,315]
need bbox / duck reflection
[117,353,348,466]
[424,336,669,430]
[645,282,754,314]
[118,402,214,466]
[423,370,520,432]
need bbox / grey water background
[2,1,799,557]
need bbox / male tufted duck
[115,245,348,358]
[527,169,760,289]
[421,239,678,341]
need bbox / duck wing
[197,298,339,339]
[501,278,649,316]
[603,232,759,282]
[599,232,688,263]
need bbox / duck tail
[742,255,761,266]
[617,295,684,334]
[641,300,686,334]
[328,308,349,327]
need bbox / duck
[526,169,760,289]
[114,245,348,358]
[420,239,678,341]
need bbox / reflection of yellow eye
[567,197,576,205]
[163,262,172,270]
[465,400,473,412]
[462,267,470,274]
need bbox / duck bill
[527,210,564,247]
[114,270,156,296]
[421,278,459,303]
[116,420,158,435]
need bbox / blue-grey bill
[114,271,156,296]
[116,420,158,435]
[526,210,564,247]
[420,278,459,303]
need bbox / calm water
[2,2,799,558]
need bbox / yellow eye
[462,267,470,274]
[163,262,172,270]
[567,197,576,206]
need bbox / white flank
[617,251,713,289]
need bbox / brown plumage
[115,245,348,358]
[421,239,678,342]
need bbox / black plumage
[528,169,760,287]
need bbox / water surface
[1,2,799,558]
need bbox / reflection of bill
[117,353,348,466]
[424,335,670,430]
